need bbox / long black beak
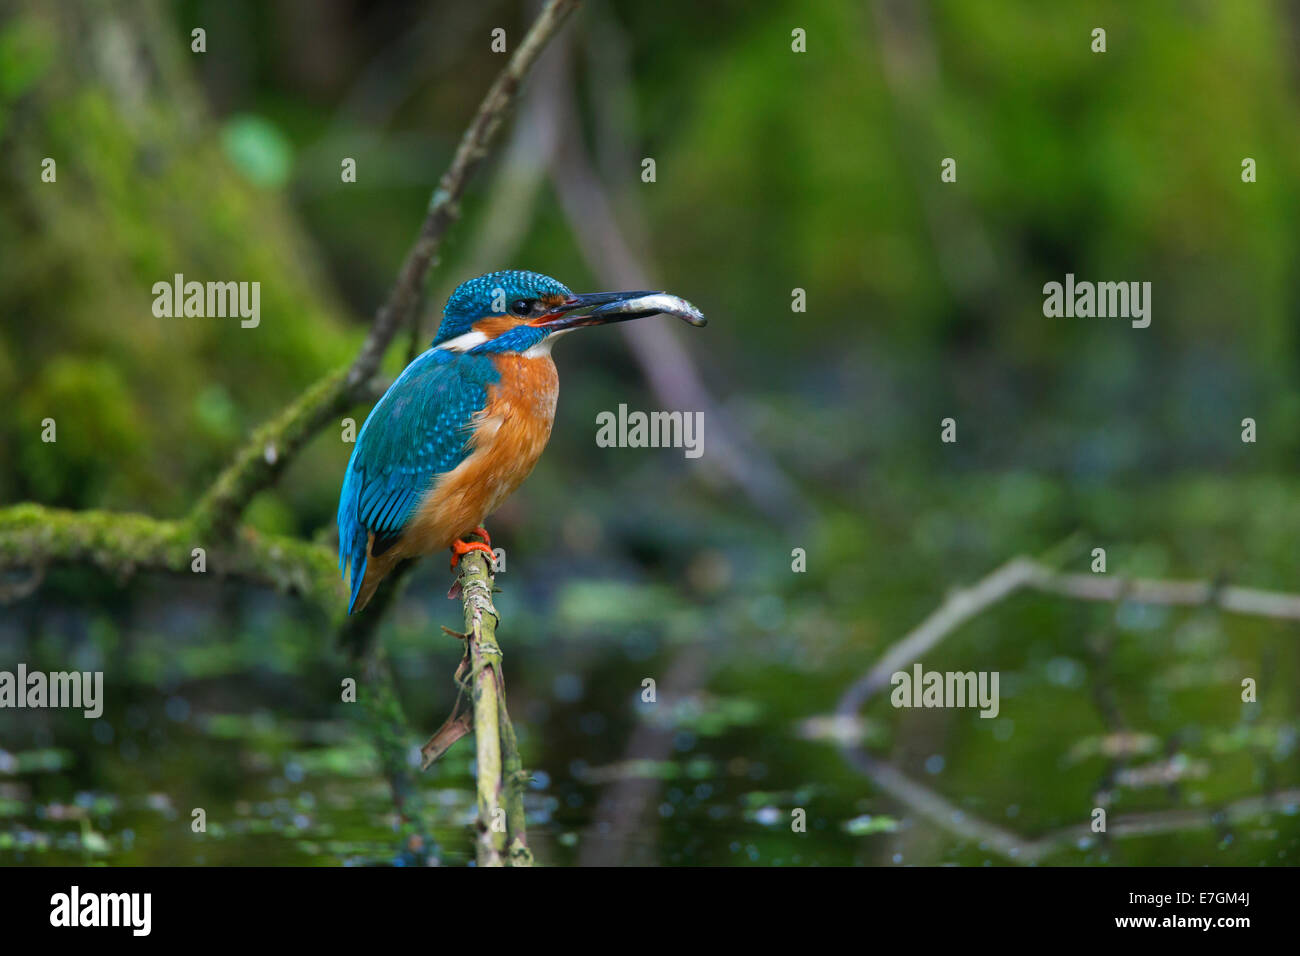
[532,291,707,331]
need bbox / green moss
[15,357,145,507]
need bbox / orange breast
[404,353,559,554]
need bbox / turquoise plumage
[337,349,498,612]
[336,269,705,615]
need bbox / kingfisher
[337,269,706,613]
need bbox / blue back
[337,348,500,611]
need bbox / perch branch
[459,545,506,866]
[420,542,530,866]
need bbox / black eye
[508,299,533,317]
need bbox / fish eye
[508,298,534,317]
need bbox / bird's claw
[449,537,494,569]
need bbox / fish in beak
[533,291,707,331]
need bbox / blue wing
[337,348,500,612]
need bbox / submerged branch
[837,555,1300,863]
[839,556,1300,718]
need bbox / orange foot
[449,537,494,569]
[471,526,492,549]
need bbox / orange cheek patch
[472,316,524,338]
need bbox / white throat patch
[436,330,489,353]
[436,326,573,358]
[522,327,574,358]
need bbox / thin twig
[1029,568,1300,618]
[836,558,1037,717]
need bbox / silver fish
[590,292,707,327]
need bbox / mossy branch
[0,503,344,611]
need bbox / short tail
[337,447,412,614]
[346,560,370,614]
[339,498,404,614]
[348,548,401,614]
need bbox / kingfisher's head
[433,269,705,355]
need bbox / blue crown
[434,270,573,345]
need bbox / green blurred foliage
[15,357,145,504]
